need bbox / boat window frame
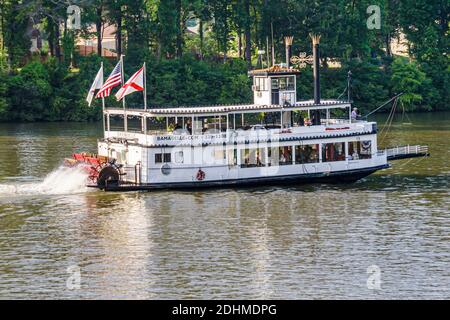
[322,142,346,162]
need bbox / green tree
[2,0,31,68]
[8,61,52,121]
[398,0,450,110]
[391,58,433,111]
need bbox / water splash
[0,165,90,196]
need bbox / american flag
[96,61,122,98]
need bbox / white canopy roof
[105,100,351,117]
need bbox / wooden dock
[385,145,430,161]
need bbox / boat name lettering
[156,134,224,141]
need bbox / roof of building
[76,45,117,58]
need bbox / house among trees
[76,24,118,59]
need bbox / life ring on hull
[97,166,120,189]
[196,169,206,181]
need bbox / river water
[0,112,449,299]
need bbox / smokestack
[310,34,321,105]
[284,36,293,68]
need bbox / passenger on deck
[185,120,192,135]
[351,108,360,122]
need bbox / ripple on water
[0,118,449,299]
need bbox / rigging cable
[380,97,399,145]
[336,86,348,101]
[363,92,404,119]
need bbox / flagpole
[143,62,147,111]
[101,61,106,138]
[120,54,127,132]
[120,55,125,110]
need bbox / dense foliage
[0,0,448,122]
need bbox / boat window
[254,77,267,91]
[104,114,109,131]
[233,114,245,130]
[160,117,177,132]
[279,146,293,165]
[268,147,278,166]
[281,92,295,106]
[147,117,166,133]
[174,151,184,164]
[109,114,124,131]
[271,78,279,90]
[286,76,295,90]
[322,142,346,162]
[262,112,281,128]
[219,115,228,132]
[292,110,308,127]
[240,148,265,168]
[242,113,263,129]
[127,115,143,133]
[279,77,287,90]
[295,144,319,164]
[213,148,226,161]
[348,141,372,160]
[164,153,171,163]
[155,153,171,164]
[227,148,237,166]
[272,76,295,91]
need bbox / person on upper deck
[351,108,360,122]
[185,119,192,135]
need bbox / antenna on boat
[347,70,352,102]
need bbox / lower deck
[98,132,387,186]
[98,163,389,191]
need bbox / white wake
[0,165,90,197]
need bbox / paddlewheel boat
[69,36,429,191]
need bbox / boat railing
[383,145,430,161]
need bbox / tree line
[0,0,448,122]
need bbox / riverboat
[70,35,429,191]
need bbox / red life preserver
[196,169,205,181]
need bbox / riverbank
[1,54,448,123]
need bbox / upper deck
[102,100,376,147]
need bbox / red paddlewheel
[68,152,107,183]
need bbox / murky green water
[0,112,449,299]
